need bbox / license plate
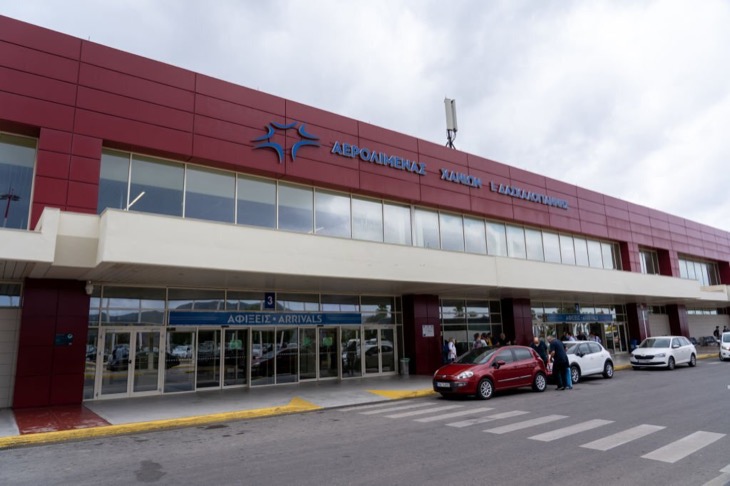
[436,382,450,388]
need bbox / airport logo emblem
[252,121,320,163]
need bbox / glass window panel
[129,155,184,217]
[414,208,440,249]
[679,259,688,279]
[466,301,490,323]
[225,291,264,310]
[315,190,351,238]
[560,235,576,265]
[0,133,36,229]
[278,184,313,233]
[439,213,464,251]
[698,262,708,285]
[601,243,615,270]
[574,237,589,266]
[709,264,720,285]
[237,175,276,228]
[640,251,649,274]
[587,240,603,268]
[321,294,359,312]
[525,228,544,261]
[0,283,21,308]
[686,259,696,280]
[383,203,412,245]
[486,221,507,257]
[184,166,235,223]
[361,296,395,314]
[463,217,487,254]
[102,287,166,309]
[277,293,320,311]
[97,150,129,213]
[506,225,526,259]
[352,197,383,242]
[168,288,226,310]
[543,232,561,263]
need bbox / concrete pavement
[0,348,718,450]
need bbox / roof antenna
[444,98,458,149]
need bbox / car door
[571,343,589,373]
[512,347,536,385]
[490,349,519,388]
[671,338,686,364]
[586,342,604,374]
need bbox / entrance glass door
[275,328,298,384]
[380,328,395,372]
[197,329,221,389]
[99,329,162,397]
[133,331,161,393]
[223,329,248,387]
[364,328,380,374]
[252,329,275,386]
[341,327,362,378]
[363,327,396,374]
[318,328,339,379]
[100,330,131,396]
[300,328,317,380]
[165,330,195,393]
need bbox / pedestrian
[442,339,449,364]
[481,332,491,347]
[496,332,510,347]
[530,336,548,364]
[473,333,486,349]
[714,326,720,339]
[724,325,729,333]
[484,332,493,346]
[447,338,457,363]
[548,335,569,390]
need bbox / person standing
[447,338,457,363]
[548,335,569,390]
[714,326,720,339]
[530,336,548,365]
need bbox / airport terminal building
[1,15,729,410]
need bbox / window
[321,294,359,312]
[414,208,440,249]
[506,225,526,259]
[525,228,544,261]
[98,150,130,213]
[278,184,313,233]
[486,222,507,257]
[185,166,235,223]
[463,217,487,254]
[495,349,514,363]
[678,257,720,285]
[129,155,184,217]
[601,242,616,270]
[0,133,36,229]
[439,213,464,251]
[0,283,21,308]
[226,291,265,310]
[574,237,589,266]
[383,203,411,245]
[168,288,225,310]
[513,347,532,361]
[277,293,320,311]
[237,175,276,228]
[587,240,603,268]
[559,235,576,265]
[352,197,383,242]
[639,249,660,275]
[315,190,351,238]
[542,232,561,263]
[99,287,166,325]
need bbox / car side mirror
[493,360,506,368]
[672,344,680,349]
[577,352,584,357]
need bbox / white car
[631,336,697,370]
[564,341,614,383]
[719,332,730,361]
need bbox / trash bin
[400,358,410,376]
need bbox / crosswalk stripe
[415,407,494,423]
[580,424,665,451]
[485,415,568,434]
[447,410,529,428]
[702,473,730,486]
[529,419,613,442]
[721,465,730,474]
[339,401,416,412]
[359,403,435,415]
[642,431,726,464]
[385,405,464,419]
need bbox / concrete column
[667,304,690,337]
[500,298,532,346]
[402,295,441,375]
[626,303,650,343]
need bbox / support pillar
[626,303,650,344]
[402,295,441,375]
[667,304,690,338]
[500,298,532,346]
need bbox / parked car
[630,336,697,370]
[564,341,614,383]
[432,345,547,400]
[719,332,730,361]
[171,345,192,359]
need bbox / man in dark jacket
[530,336,548,364]
[548,335,569,390]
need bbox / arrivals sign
[545,314,613,323]
[169,311,362,326]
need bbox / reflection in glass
[277,293,320,311]
[384,203,412,245]
[315,190,351,237]
[601,242,615,270]
[414,208,440,249]
[318,328,339,378]
[133,331,160,393]
[587,240,603,268]
[525,228,544,261]
[275,329,298,384]
[196,329,220,388]
[101,331,130,395]
[486,221,507,256]
[506,225,526,259]
[352,197,383,242]
[0,134,36,230]
[464,217,487,254]
[574,237,589,266]
[129,155,184,216]
[251,329,275,385]
[97,150,130,213]
[168,288,225,310]
[542,232,561,263]
[560,235,576,265]
[300,328,317,380]
[84,328,98,399]
[342,327,362,377]
[321,294,359,312]
[439,213,464,251]
[185,166,235,223]
[364,328,380,374]
[226,291,264,310]
[237,175,276,228]
[278,183,313,233]
[380,328,395,372]
[165,331,195,392]
[224,329,248,386]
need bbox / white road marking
[447,410,529,428]
[702,473,730,486]
[642,431,726,464]
[415,407,494,423]
[580,424,666,451]
[485,415,568,434]
[385,405,464,419]
[359,403,435,415]
[722,465,730,473]
[529,419,613,442]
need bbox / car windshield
[564,342,579,353]
[456,347,498,365]
[639,338,671,348]
[724,334,730,343]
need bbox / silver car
[630,336,697,370]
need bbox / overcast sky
[3,1,729,231]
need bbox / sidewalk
[0,347,718,450]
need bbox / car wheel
[602,360,614,379]
[667,356,675,370]
[632,366,640,370]
[689,354,696,367]
[476,378,494,400]
[570,365,581,384]
[532,372,547,392]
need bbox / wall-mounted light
[85,281,94,296]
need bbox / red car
[433,345,548,399]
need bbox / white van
[720,332,730,361]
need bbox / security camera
[85,281,94,296]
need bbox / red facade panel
[66,180,98,209]
[35,150,70,179]
[418,139,468,167]
[358,122,419,153]
[38,128,72,154]
[359,171,420,202]
[32,176,69,205]
[0,66,77,105]
[0,91,75,131]
[69,155,101,184]
[195,94,277,131]
[0,15,80,59]
[0,40,79,83]
[419,185,472,212]
[71,134,102,159]
[196,74,285,115]
[468,154,511,178]
[286,100,359,136]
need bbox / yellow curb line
[0,397,321,450]
[367,389,437,400]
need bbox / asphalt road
[2,360,729,486]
